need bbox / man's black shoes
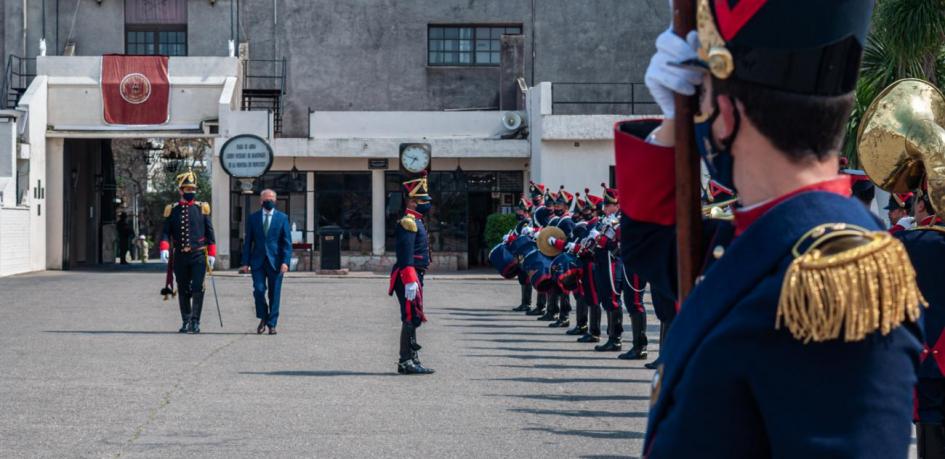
[577,333,601,343]
[398,360,435,375]
[594,339,622,352]
[190,321,201,334]
[565,326,587,336]
[548,320,570,328]
[618,346,648,360]
[179,321,190,333]
[512,304,530,312]
[525,308,545,316]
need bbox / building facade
[0,0,664,275]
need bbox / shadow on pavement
[239,370,398,377]
[522,427,644,440]
[462,331,566,336]
[462,338,570,344]
[465,353,623,361]
[472,346,604,353]
[491,363,640,371]
[488,393,649,402]
[479,376,651,384]
[511,407,648,418]
[45,330,252,336]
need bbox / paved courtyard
[0,270,658,458]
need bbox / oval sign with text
[219,134,274,178]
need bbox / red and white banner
[102,55,169,125]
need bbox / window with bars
[125,27,187,56]
[428,25,522,66]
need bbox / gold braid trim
[776,231,926,343]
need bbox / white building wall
[0,208,31,276]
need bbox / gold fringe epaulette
[163,203,175,217]
[776,223,926,343]
[199,201,211,215]
[400,215,417,232]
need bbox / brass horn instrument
[857,78,945,214]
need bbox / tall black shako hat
[402,171,431,202]
[694,0,874,96]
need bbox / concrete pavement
[0,270,655,458]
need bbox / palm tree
[843,0,945,163]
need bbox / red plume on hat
[584,187,603,209]
[601,183,618,205]
[402,171,430,200]
[516,194,532,211]
[574,192,587,211]
[556,186,574,206]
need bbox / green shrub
[484,213,518,248]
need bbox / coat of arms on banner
[102,55,169,125]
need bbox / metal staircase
[1,56,36,109]
[241,58,287,135]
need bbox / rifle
[672,0,702,303]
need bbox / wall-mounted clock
[399,143,431,174]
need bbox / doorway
[467,191,495,266]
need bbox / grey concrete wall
[2,0,666,137]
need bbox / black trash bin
[318,225,344,270]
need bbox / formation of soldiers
[150,0,945,456]
[493,182,667,365]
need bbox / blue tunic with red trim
[389,210,429,290]
[897,217,945,379]
[615,119,921,458]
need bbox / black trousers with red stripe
[595,258,624,341]
[623,272,648,348]
[394,271,425,362]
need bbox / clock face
[401,145,431,173]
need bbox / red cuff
[507,234,518,244]
[400,266,418,284]
[159,241,169,251]
[614,120,676,225]
[889,225,905,235]
[553,239,566,251]
[207,244,217,256]
[596,235,607,248]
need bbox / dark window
[125,26,187,56]
[314,173,372,251]
[385,171,523,254]
[428,25,522,66]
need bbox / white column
[306,171,315,244]
[371,169,385,255]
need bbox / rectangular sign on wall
[101,55,170,125]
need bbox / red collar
[406,209,423,219]
[919,215,944,227]
[734,176,852,236]
[179,199,195,206]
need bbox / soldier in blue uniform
[389,173,434,375]
[510,196,535,312]
[158,169,216,334]
[615,1,925,456]
[895,189,945,457]
[576,191,605,343]
[565,192,597,337]
[523,183,549,316]
[543,188,576,327]
[590,189,626,352]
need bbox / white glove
[502,233,510,242]
[644,28,702,118]
[208,256,216,269]
[565,242,576,253]
[547,236,558,246]
[405,282,419,301]
[522,227,534,237]
[160,250,169,263]
[604,226,617,240]
[589,229,600,239]
[896,216,916,230]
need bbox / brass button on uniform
[713,245,725,259]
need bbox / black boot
[570,295,589,335]
[178,321,190,333]
[178,290,193,332]
[551,294,572,328]
[645,319,672,370]
[918,422,945,459]
[595,337,622,352]
[190,321,201,334]
[398,359,435,375]
[527,292,547,315]
[566,325,587,336]
[538,293,559,321]
[619,311,648,360]
[191,290,205,328]
[577,333,601,343]
[513,277,532,311]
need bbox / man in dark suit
[240,189,292,335]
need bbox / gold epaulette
[400,215,417,232]
[776,223,926,343]
[199,201,211,215]
[163,203,176,218]
[909,225,945,235]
